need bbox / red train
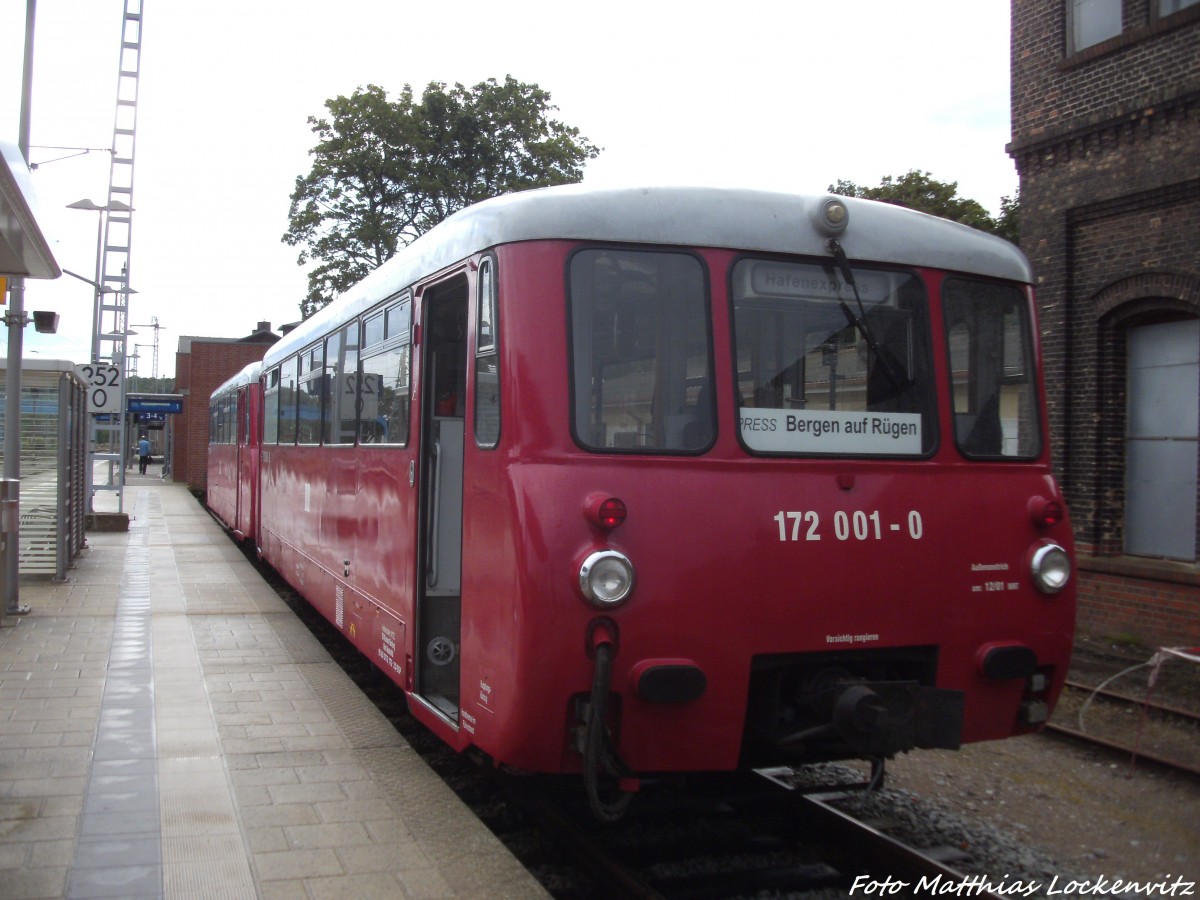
[209,186,1075,819]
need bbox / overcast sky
[2,0,1017,377]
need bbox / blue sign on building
[128,398,183,414]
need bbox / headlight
[812,195,850,236]
[1030,543,1071,594]
[579,550,635,607]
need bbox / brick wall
[1077,569,1200,647]
[1010,0,1200,649]
[172,341,271,492]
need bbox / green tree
[284,76,601,317]
[830,170,1019,243]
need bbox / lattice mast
[96,0,143,361]
[91,0,145,511]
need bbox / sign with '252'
[75,363,123,413]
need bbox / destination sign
[741,261,892,305]
[740,408,922,455]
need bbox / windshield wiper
[826,238,910,397]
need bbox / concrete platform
[0,474,548,899]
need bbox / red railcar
[211,186,1075,819]
[207,361,262,543]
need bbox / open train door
[413,272,469,723]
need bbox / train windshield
[732,259,935,456]
[569,248,714,452]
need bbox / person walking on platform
[138,435,152,474]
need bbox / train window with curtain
[297,343,323,445]
[943,279,1041,460]
[475,257,500,448]
[263,367,280,444]
[569,249,713,452]
[359,295,412,446]
[278,357,298,444]
[732,260,935,456]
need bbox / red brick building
[1009,0,1200,646]
[172,321,280,492]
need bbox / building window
[1069,0,1122,52]
[1124,318,1198,561]
[1157,0,1199,16]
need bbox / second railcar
[208,361,263,543]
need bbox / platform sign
[128,398,182,414]
[75,363,123,414]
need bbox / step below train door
[416,272,469,723]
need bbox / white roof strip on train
[264,185,1032,370]
[212,359,264,399]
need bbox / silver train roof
[265,184,1032,369]
[212,359,263,399]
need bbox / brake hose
[583,639,636,822]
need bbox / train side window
[569,249,714,452]
[323,322,360,445]
[360,298,411,446]
[278,357,299,444]
[296,343,324,445]
[222,395,234,444]
[364,310,386,349]
[475,257,500,448]
[239,391,247,445]
[387,298,412,340]
[263,367,280,444]
[942,279,1041,459]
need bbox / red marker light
[585,494,627,530]
[1028,496,1064,528]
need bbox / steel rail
[799,791,1009,900]
[1041,723,1200,778]
[1063,679,1200,724]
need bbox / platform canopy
[0,141,60,280]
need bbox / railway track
[1044,678,1200,777]
[497,768,1016,899]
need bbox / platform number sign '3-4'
[75,363,123,414]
